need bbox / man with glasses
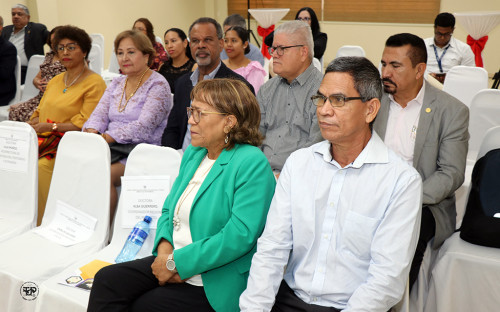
[376,33,468,290]
[161,17,254,150]
[1,4,48,84]
[258,20,322,177]
[424,12,475,83]
[241,56,422,311]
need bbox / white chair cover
[20,55,45,102]
[0,121,38,242]
[0,132,110,312]
[424,126,500,312]
[89,34,105,73]
[155,35,163,45]
[88,44,103,75]
[312,57,322,72]
[442,66,488,107]
[0,55,22,121]
[34,144,181,312]
[248,8,290,28]
[107,49,120,74]
[335,45,366,58]
[454,11,500,40]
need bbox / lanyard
[433,44,450,73]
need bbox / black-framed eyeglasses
[434,31,453,38]
[311,93,366,108]
[57,43,79,53]
[296,17,311,22]
[187,107,227,123]
[268,45,304,56]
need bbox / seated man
[220,14,265,66]
[376,33,469,289]
[161,17,254,150]
[424,12,475,83]
[0,15,17,106]
[1,4,48,84]
[259,20,322,175]
[240,56,423,311]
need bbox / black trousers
[409,206,436,290]
[87,256,215,312]
[272,280,341,312]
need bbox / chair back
[442,66,488,107]
[90,33,105,71]
[155,35,163,45]
[108,49,120,74]
[21,55,45,101]
[468,89,500,161]
[41,132,110,246]
[335,45,366,58]
[111,144,181,256]
[0,121,38,241]
[477,126,500,160]
[88,44,103,75]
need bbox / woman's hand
[33,76,48,92]
[151,254,174,286]
[84,128,99,134]
[167,273,185,284]
[102,133,116,143]
[31,122,52,133]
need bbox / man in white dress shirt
[424,12,475,83]
[240,57,423,312]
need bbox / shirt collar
[313,131,389,169]
[388,83,425,108]
[280,61,318,86]
[190,61,222,86]
[431,37,454,49]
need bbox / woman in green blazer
[89,78,276,312]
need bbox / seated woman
[83,30,172,220]
[9,26,66,122]
[28,25,107,225]
[223,26,266,93]
[158,28,196,93]
[133,18,168,71]
[88,78,276,312]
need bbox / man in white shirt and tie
[240,56,423,312]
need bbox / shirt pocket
[340,211,381,260]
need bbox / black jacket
[0,37,17,106]
[1,22,49,61]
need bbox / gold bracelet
[52,123,58,132]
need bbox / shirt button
[323,234,328,239]
[330,203,334,207]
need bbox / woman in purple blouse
[83,30,172,219]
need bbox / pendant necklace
[118,68,149,112]
[173,157,215,231]
[63,66,86,93]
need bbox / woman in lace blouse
[158,28,195,93]
[83,30,172,219]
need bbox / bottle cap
[144,216,152,223]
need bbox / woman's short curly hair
[53,25,92,60]
[190,78,263,149]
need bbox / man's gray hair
[189,17,223,39]
[12,4,30,16]
[325,57,382,101]
[275,20,314,60]
[223,14,246,29]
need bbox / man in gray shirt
[258,20,323,174]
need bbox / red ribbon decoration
[467,35,488,67]
[258,25,275,60]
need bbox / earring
[225,134,229,144]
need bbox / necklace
[173,157,215,231]
[118,68,149,112]
[63,66,86,93]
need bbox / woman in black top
[158,28,195,93]
[265,7,328,60]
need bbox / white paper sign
[33,200,97,246]
[0,126,30,173]
[120,176,171,229]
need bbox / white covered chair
[442,66,488,107]
[0,132,110,312]
[107,49,120,74]
[424,126,500,312]
[20,55,45,102]
[0,121,38,242]
[88,44,103,75]
[335,45,366,58]
[89,33,104,73]
[35,144,181,312]
[0,55,22,121]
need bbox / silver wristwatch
[166,253,177,272]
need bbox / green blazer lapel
[413,82,436,167]
[191,146,237,209]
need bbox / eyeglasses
[57,43,79,53]
[187,107,227,123]
[311,93,366,108]
[268,45,304,56]
[296,17,311,22]
[434,31,453,38]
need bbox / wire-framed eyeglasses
[268,45,304,56]
[311,93,366,108]
[57,43,79,53]
[187,107,227,123]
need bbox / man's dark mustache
[382,78,396,85]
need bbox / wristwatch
[166,254,177,272]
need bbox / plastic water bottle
[115,216,152,263]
